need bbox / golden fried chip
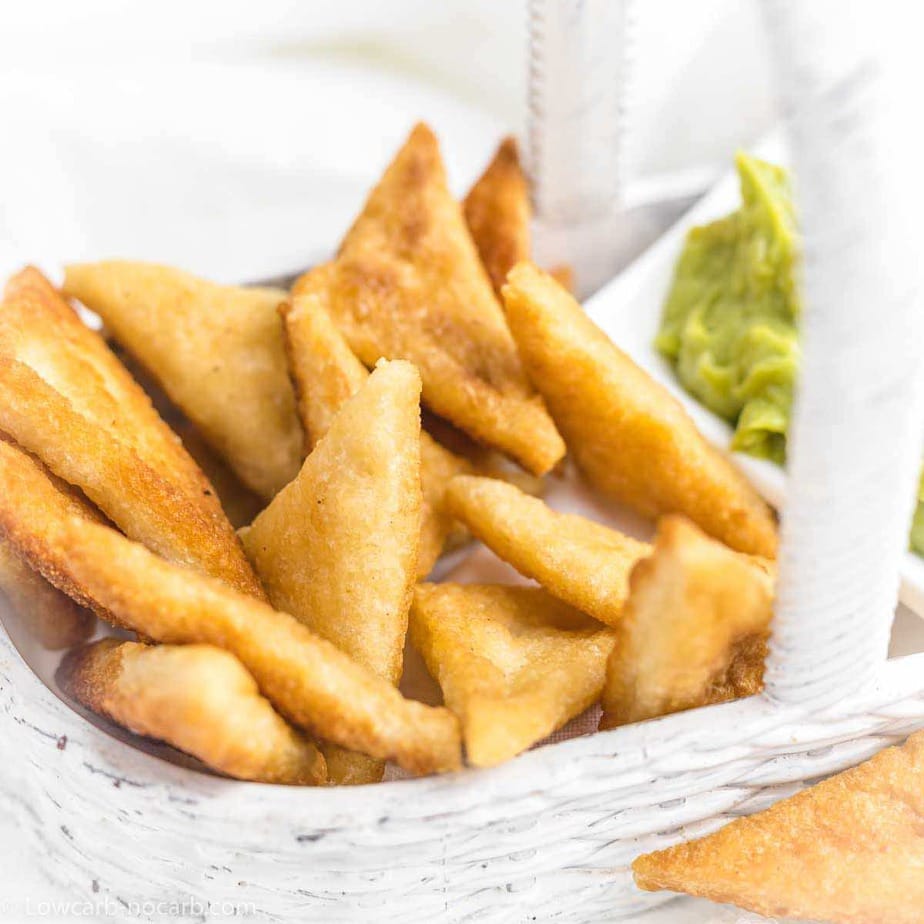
[243,360,420,683]
[0,451,460,774]
[106,342,264,529]
[0,538,95,649]
[463,137,530,296]
[63,261,302,499]
[60,639,327,785]
[501,262,778,557]
[0,268,264,598]
[280,284,369,453]
[601,516,773,729]
[292,124,565,476]
[410,583,615,767]
[446,475,649,627]
[633,731,924,923]
[281,289,469,576]
[462,139,574,298]
[241,360,422,783]
[0,436,117,617]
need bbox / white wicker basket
[2,631,922,921]
[3,2,924,922]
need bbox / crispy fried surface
[292,124,564,476]
[242,359,420,684]
[0,268,263,597]
[601,516,772,729]
[410,584,615,767]
[4,468,459,773]
[446,475,649,627]
[280,282,369,453]
[281,288,469,577]
[463,137,530,296]
[633,731,924,923]
[501,263,778,557]
[60,639,327,785]
[63,261,302,499]
[0,437,118,619]
[241,360,422,783]
[107,342,265,529]
[0,538,95,649]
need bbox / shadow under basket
[3,596,924,923]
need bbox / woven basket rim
[5,626,923,825]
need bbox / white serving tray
[580,133,924,618]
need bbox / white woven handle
[526,0,634,294]
[763,1,924,705]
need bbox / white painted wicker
[2,2,924,922]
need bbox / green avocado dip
[657,152,924,556]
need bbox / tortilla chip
[241,360,422,783]
[0,537,95,649]
[0,268,263,598]
[281,289,468,577]
[633,731,924,924]
[446,475,649,627]
[501,262,778,557]
[601,516,772,729]
[0,437,143,636]
[280,284,369,453]
[60,639,327,785]
[0,477,460,775]
[63,261,302,499]
[292,124,565,476]
[463,137,530,296]
[410,583,615,767]
[243,359,419,682]
[106,342,264,529]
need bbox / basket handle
[761,1,924,705]
[525,0,634,295]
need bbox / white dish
[581,133,924,617]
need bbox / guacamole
[657,152,924,555]
[657,153,799,464]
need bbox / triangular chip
[292,123,565,476]
[501,262,778,557]
[633,731,924,923]
[242,359,421,684]
[241,360,422,783]
[445,475,649,627]
[0,268,263,597]
[0,537,95,650]
[0,452,460,775]
[61,639,327,785]
[410,583,615,767]
[463,136,531,296]
[62,261,302,499]
[281,285,470,577]
[601,516,773,729]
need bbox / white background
[0,2,917,922]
